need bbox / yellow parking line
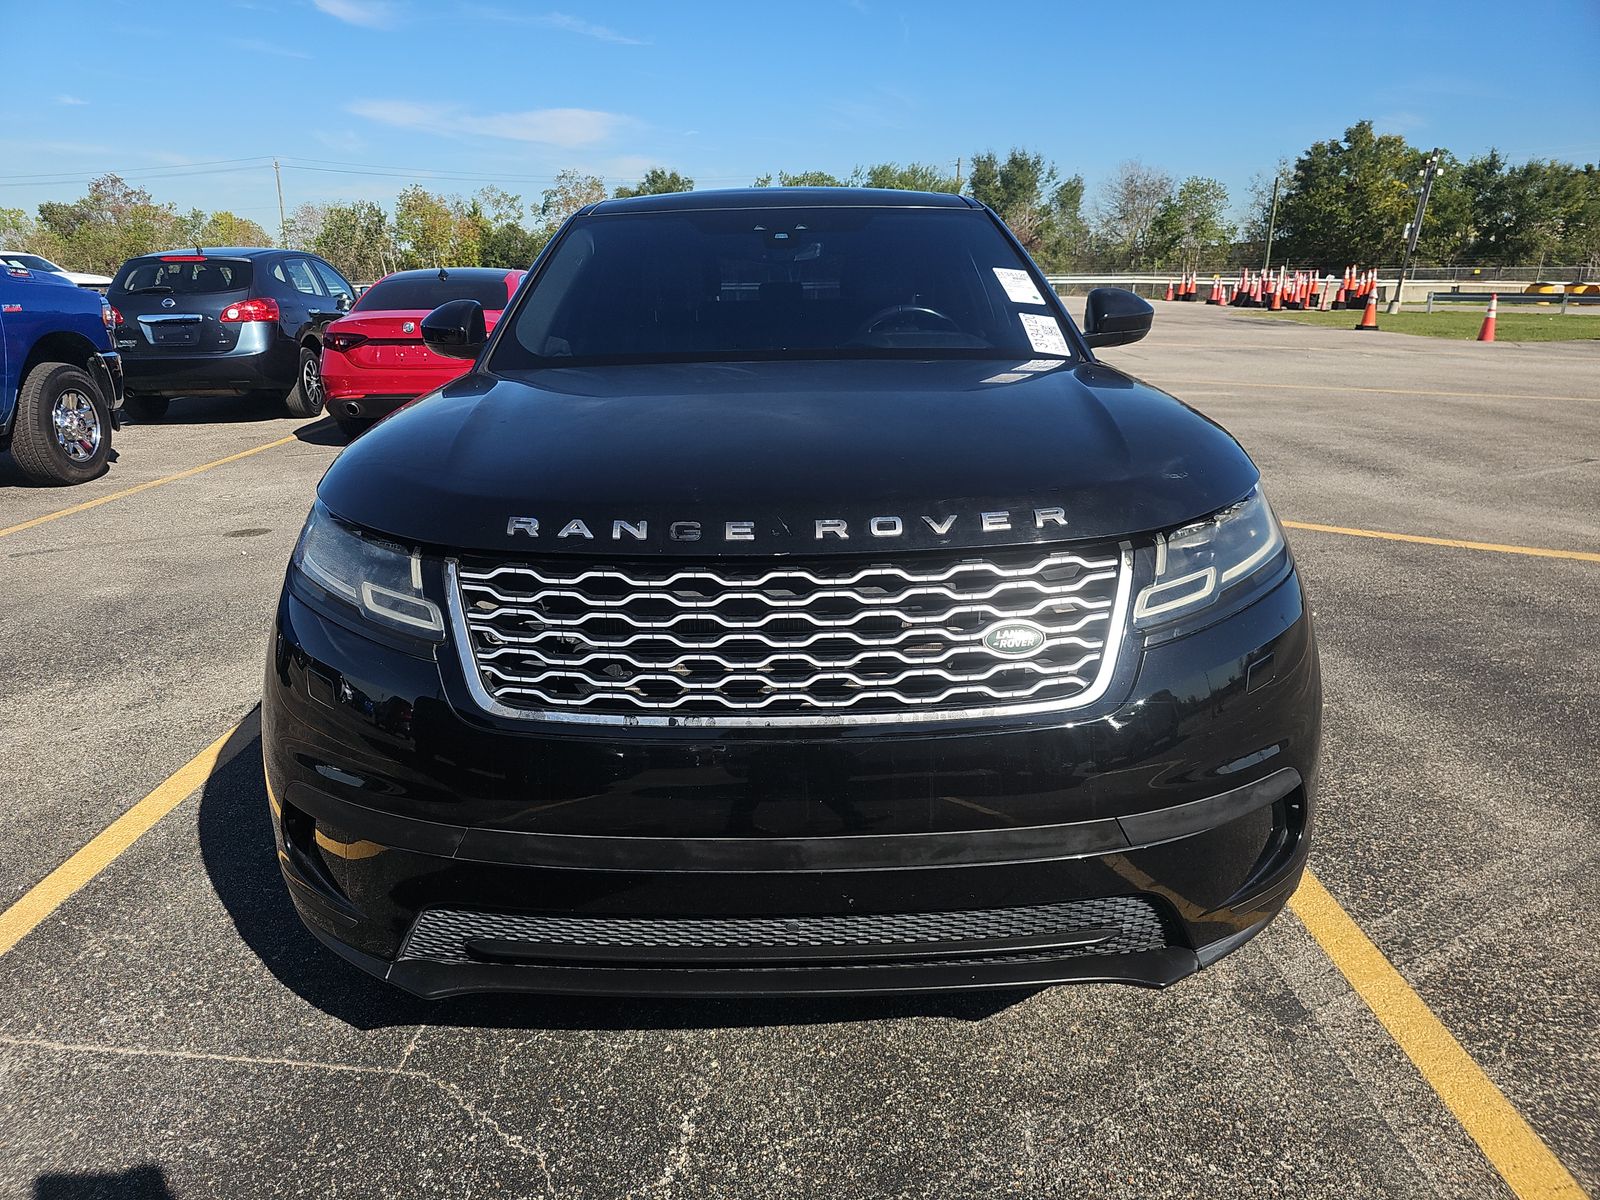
[0,716,253,958]
[0,435,296,540]
[0,712,1589,1200]
[1147,378,1600,403]
[1291,871,1587,1200]
[1282,520,1600,564]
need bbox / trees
[0,207,37,249]
[1274,121,1420,265]
[180,209,271,248]
[1146,177,1234,273]
[1455,153,1600,268]
[860,162,959,193]
[33,175,191,275]
[753,170,849,187]
[613,168,694,198]
[315,201,396,280]
[541,170,607,226]
[1091,161,1174,266]
[965,148,1087,268]
[393,186,484,269]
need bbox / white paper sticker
[980,372,1029,384]
[1014,359,1063,373]
[993,267,1045,306]
[1019,314,1069,356]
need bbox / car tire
[334,414,373,442]
[285,344,325,419]
[125,394,170,421]
[9,362,113,486]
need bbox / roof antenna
[195,245,203,256]
[437,266,448,281]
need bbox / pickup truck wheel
[125,394,170,421]
[284,345,325,419]
[10,362,112,486]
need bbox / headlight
[1134,488,1285,628]
[292,501,444,640]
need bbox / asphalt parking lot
[1,304,1595,1199]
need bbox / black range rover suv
[263,188,1321,998]
[108,247,355,420]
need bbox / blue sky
[3,0,1597,231]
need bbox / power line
[0,163,274,189]
[0,156,272,182]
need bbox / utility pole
[273,157,287,247]
[953,157,962,191]
[1389,148,1443,314]
[1262,175,1280,274]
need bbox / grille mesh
[454,543,1127,723]
[401,897,1170,966]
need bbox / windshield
[353,271,518,313]
[490,206,1073,370]
[2,253,62,272]
[112,257,252,295]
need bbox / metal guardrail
[1426,291,1600,313]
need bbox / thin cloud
[312,0,399,29]
[231,37,313,59]
[538,11,646,45]
[348,99,628,148]
[56,95,90,106]
[464,4,646,44]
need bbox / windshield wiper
[128,285,174,294]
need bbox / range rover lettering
[263,188,1321,998]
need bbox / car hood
[317,358,1258,557]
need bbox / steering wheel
[854,304,959,337]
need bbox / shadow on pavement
[34,1164,175,1198]
[199,718,1027,1034]
[0,449,116,490]
[291,416,345,447]
[123,393,290,426]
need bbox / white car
[0,251,113,289]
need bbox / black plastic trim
[285,767,1300,875]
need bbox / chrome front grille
[450,542,1131,726]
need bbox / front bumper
[263,570,1320,998]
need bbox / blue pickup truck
[1,264,124,485]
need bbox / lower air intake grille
[401,896,1171,968]
[451,542,1130,726]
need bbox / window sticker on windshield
[993,267,1045,306]
[1014,359,1063,373]
[1019,314,1069,356]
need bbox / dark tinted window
[281,258,325,296]
[1,253,60,272]
[113,257,252,295]
[353,272,516,312]
[311,259,354,304]
[492,207,1071,369]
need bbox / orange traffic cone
[1164,280,1174,301]
[1355,292,1379,331]
[1269,279,1282,311]
[1477,293,1497,342]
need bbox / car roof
[131,247,283,260]
[373,267,521,282]
[587,187,979,216]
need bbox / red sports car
[320,267,523,436]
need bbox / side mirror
[1082,287,1153,350]
[422,299,487,360]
